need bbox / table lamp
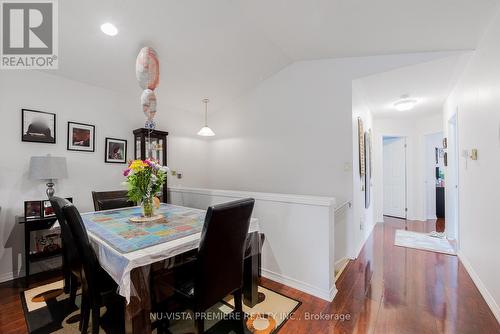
[29,155,68,198]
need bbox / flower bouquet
[123,159,169,218]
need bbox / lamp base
[46,182,55,198]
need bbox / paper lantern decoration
[141,89,157,120]
[136,47,160,90]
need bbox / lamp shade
[29,156,68,180]
[197,126,215,137]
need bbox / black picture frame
[24,201,42,219]
[67,121,95,152]
[21,109,56,144]
[105,137,127,163]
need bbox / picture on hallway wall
[67,122,95,152]
[358,117,365,177]
[105,137,127,163]
[21,109,56,144]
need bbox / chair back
[195,198,255,311]
[62,202,103,301]
[91,190,134,211]
[49,197,81,273]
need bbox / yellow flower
[129,160,148,172]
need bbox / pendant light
[197,98,215,136]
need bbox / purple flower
[123,168,131,176]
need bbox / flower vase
[141,197,155,217]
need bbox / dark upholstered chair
[61,200,124,334]
[157,198,255,333]
[50,197,81,308]
[91,190,134,211]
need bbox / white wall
[203,52,465,201]
[168,186,337,301]
[0,71,146,281]
[350,81,374,259]
[442,6,500,322]
[373,113,444,222]
[153,104,211,189]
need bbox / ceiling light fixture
[197,98,215,137]
[394,97,418,111]
[100,23,118,36]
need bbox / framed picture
[22,109,56,143]
[105,137,127,163]
[42,200,56,218]
[357,117,365,177]
[24,201,42,219]
[67,122,95,152]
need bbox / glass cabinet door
[135,137,142,160]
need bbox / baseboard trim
[349,222,376,260]
[0,270,25,284]
[261,268,335,302]
[457,250,500,324]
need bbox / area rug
[394,229,456,255]
[22,280,300,333]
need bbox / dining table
[80,203,261,334]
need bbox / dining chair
[49,197,81,309]
[91,190,134,211]
[156,198,255,334]
[62,201,125,334]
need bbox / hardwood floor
[1,218,498,333]
[262,217,500,333]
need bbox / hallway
[268,217,500,333]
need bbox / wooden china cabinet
[133,128,169,201]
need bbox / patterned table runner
[81,204,205,253]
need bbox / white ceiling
[355,53,472,118]
[53,0,498,112]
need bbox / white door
[383,137,407,218]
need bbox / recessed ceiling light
[394,98,418,111]
[100,23,118,36]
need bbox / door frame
[447,111,460,245]
[382,135,408,220]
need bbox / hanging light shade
[197,98,215,136]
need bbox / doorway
[383,136,407,219]
[425,132,445,220]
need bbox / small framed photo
[67,122,95,152]
[24,201,42,219]
[105,137,127,163]
[42,200,56,218]
[22,109,56,144]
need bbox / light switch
[470,149,478,160]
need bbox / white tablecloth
[85,207,260,303]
